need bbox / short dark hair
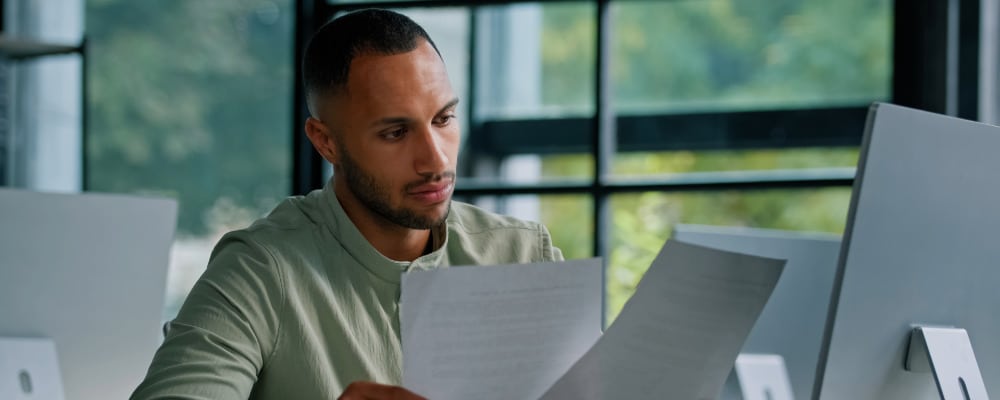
[302,9,441,116]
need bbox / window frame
[292,0,980,259]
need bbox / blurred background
[1,0,991,325]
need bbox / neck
[333,179,431,262]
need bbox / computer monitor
[813,103,1000,399]
[0,189,177,400]
[672,224,841,400]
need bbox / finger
[338,381,427,400]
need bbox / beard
[336,149,453,230]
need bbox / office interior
[1,0,997,399]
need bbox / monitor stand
[732,354,795,400]
[905,326,990,400]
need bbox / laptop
[0,337,65,400]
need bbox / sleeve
[130,231,285,400]
[539,224,565,262]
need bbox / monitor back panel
[814,103,1000,399]
[0,189,177,400]
[673,225,840,400]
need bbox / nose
[413,125,450,177]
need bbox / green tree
[536,0,890,323]
[87,0,293,236]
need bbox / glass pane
[607,188,851,325]
[476,3,595,119]
[462,3,596,185]
[611,0,891,112]
[8,56,82,191]
[610,0,889,179]
[541,153,593,181]
[86,0,294,319]
[455,194,593,260]
[4,0,84,191]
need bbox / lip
[407,182,453,204]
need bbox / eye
[434,113,456,126]
[381,127,407,141]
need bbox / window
[86,0,294,319]
[607,188,851,322]
[302,0,891,325]
[2,0,83,192]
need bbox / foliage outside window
[87,0,294,318]
[531,0,889,323]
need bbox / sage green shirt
[131,184,563,399]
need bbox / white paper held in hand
[540,240,785,400]
[401,258,604,400]
[402,239,785,400]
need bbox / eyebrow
[437,98,461,115]
[371,97,461,128]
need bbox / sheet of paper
[401,258,603,400]
[540,240,785,400]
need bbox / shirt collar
[319,179,449,283]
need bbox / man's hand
[338,381,427,400]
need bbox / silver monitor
[0,189,177,400]
[673,224,841,400]
[814,103,1000,399]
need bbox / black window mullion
[454,167,856,197]
[476,106,869,156]
[292,0,327,195]
[593,0,613,324]
[592,0,613,262]
[460,7,479,179]
[892,0,980,119]
[957,0,980,120]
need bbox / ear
[305,117,339,165]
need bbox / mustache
[405,171,456,191]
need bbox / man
[131,8,563,400]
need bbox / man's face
[324,40,460,229]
